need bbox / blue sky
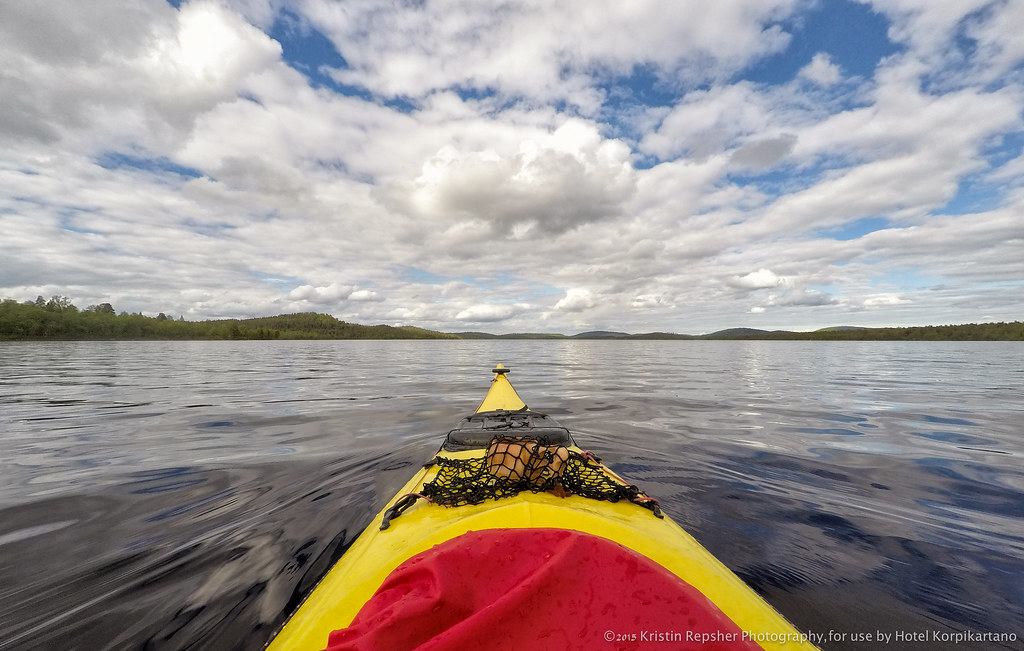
[1,0,1022,333]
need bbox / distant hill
[706,328,772,337]
[630,332,697,340]
[704,323,1024,341]
[455,322,1024,341]
[570,330,696,339]
[454,332,565,339]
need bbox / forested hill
[2,296,1021,340]
[701,322,1024,340]
[0,297,456,340]
[456,323,1024,340]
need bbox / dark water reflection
[1,341,1022,650]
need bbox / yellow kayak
[266,365,818,650]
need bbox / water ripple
[1,340,1022,650]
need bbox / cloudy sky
[2,0,1022,334]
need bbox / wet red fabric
[323,528,762,651]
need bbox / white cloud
[349,289,382,302]
[749,84,1024,242]
[554,289,597,313]
[799,53,842,85]
[405,119,635,235]
[303,0,799,107]
[730,269,787,290]
[640,83,776,161]
[863,294,910,307]
[455,303,526,323]
[287,283,352,303]
[964,0,1024,80]
[861,0,991,63]
[0,1,281,154]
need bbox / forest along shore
[1,296,1022,340]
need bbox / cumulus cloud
[0,0,281,152]
[554,289,597,313]
[799,53,842,85]
[407,120,635,235]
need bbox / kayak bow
[267,365,817,651]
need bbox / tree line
[0,296,457,340]
[1,295,1020,340]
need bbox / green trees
[0,297,457,340]
[0,295,1019,340]
[0,297,84,337]
[45,295,77,312]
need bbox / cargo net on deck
[381,437,663,529]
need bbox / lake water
[1,340,1022,650]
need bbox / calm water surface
[1,341,1022,650]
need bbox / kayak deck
[266,366,818,650]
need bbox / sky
[1,0,1023,334]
